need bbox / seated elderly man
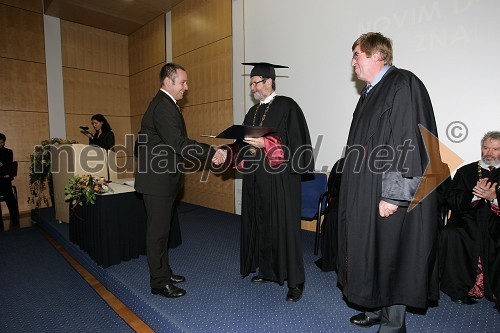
[440,131,500,312]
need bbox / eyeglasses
[249,79,266,87]
[352,51,365,60]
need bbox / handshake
[211,137,265,166]
[212,148,227,166]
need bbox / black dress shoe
[349,313,381,327]
[251,276,268,283]
[169,274,186,283]
[151,284,186,298]
[286,283,304,302]
[450,295,477,305]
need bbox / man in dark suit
[135,63,216,298]
[0,133,19,227]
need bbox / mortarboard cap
[242,62,289,79]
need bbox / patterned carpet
[0,227,133,332]
[30,203,499,332]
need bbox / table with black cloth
[69,182,146,268]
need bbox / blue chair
[301,172,328,255]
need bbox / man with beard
[213,62,314,302]
[337,32,440,332]
[440,131,500,312]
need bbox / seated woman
[87,114,115,150]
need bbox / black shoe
[251,276,268,283]
[151,284,186,298]
[450,295,477,305]
[286,283,304,302]
[169,274,186,284]
[349,313,381,327]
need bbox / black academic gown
[315,158,344,272]
[336,67,440,309]
[440,162,500,305]
[239,95,314,287]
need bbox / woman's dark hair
[91,114,112,132]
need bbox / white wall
[235,0,500,171]
[44,15,66,139]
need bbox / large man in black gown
[440,131,500,311]
[337,33,440,332]
[214,62,314,302]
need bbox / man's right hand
[212,149,227,165]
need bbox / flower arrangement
[28,138,77,209]
[64,175,112,209]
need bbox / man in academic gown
[337,33,440,332]
[440,131,500,312]
[213,62,314,302]
[315,157,344,272]
[135,63,216,299]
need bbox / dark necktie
[489,166,496,172]
[361,84,371,102]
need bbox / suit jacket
[89,130,115,150]
[134,90,214,196]
[0,147,14,179]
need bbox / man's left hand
[473,178,497,201]
[243,137,265,148]
[379,200,398,218]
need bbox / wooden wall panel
[130,63,163,117]
[175,37,232,107]
[181,100,233,213]
[61,20,129,75]
[183,169,234,213]
[0,58,48,112]
[131,114,143,139]
[115,156,135,179]
[128,14,167,181]
[62,67,130,117]
[0,2,47,215]
[61,20,134,179]
[129,14,165,76]
[171,0,233,212]
[0,111,49,213]
[0,111,49,162]
[172,0,231,57]
[182,100,233,145]
[0,0,42,12]
[0,4,45,62]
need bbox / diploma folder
[202,125,276,140]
